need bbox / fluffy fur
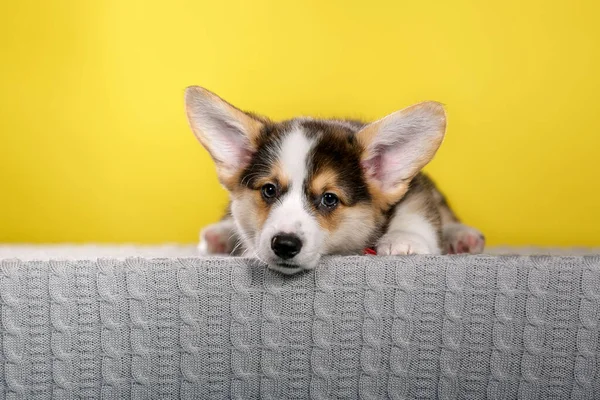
[185,86,485,274]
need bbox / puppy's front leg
[376,197,441,256]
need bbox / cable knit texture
[0,254,599,399]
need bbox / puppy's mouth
[261,256,321,275]
[269,262,304,275]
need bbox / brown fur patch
[230,160,292,230]
[221,170,244,192]
[314,207,341,232]
[324,203,375,232]
[322,203,379,254]
[368,183,410,212]
[310,169,337,195]
[309,169,351,206]
[269,162,290,190]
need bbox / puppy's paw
[443,223,485,254]
[198,220,236,255]
[376,231,434,255]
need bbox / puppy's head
[185,86,445,274]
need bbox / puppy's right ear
[356,101,446,206]
[185,86,264,185]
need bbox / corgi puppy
[185,86,484,274]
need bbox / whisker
[230,239,244,256]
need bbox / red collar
[363,247,377,255]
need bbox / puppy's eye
[261,183,277,200]
[320,193,339,208]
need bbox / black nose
[271,234,303,260]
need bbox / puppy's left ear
[185,86,265,187]
[357,101,446,205]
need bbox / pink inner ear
[238,147,253,168]
[361,155,382,182]
[362,149,409,191]
[217,132,254,170]
[363,152,398,187]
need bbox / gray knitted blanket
[1,252,599,399]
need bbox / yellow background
[1,0,599,245]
